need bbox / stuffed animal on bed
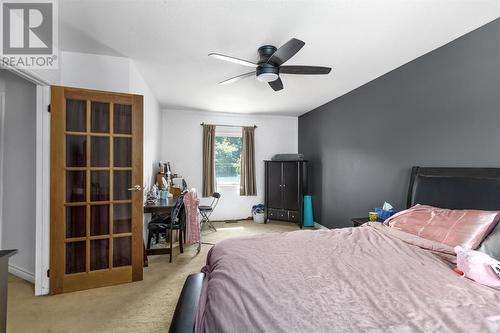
[454,246,500,288]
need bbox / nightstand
[351,217,382,227]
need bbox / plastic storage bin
[253,212,265,224]
[252,204,266,224]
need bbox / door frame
[3,66,51,295]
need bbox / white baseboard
[9,264,35,284]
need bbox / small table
[143,198,177,258]
[351,217,382,227]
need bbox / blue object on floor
[303,195,314,227]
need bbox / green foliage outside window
[215,136,242,183]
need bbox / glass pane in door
[113,204,131,233]
[90,205,109,236]
[66,171,86,202]
[113,171,131,201]
[113,237,131,267]
[113,104,132,134]
[90,136,109,167]
[66,241,86,274]
[90,239,109,271]
[90,171,109,201]
[66,136,86,167]
[114,138,132,167]
[66,206,86,238]
[66,99,86,132]
[91,102,110,133]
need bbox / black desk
[144,197,177,214]
[143,198,177,257]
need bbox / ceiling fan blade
[267,38,305,65]
[280,65,331,75]
[218,71,255,85]
[268,78,284,91]
[209,53,257,67]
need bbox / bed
[169,167,500,333]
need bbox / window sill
[217,183,240,190]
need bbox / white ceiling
[59,0,500,116]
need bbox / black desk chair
[147,194,186,263]
[199,192,220,232]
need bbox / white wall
[161,109,298,220]
[128,61,161,187]
[0,70,37,282]
[60,51,130,93]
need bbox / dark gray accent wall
[298,19,500,229]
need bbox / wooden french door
[50,86,143,294]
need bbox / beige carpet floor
[7,220,298,333]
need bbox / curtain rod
[200,122,257,128]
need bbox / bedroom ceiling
[58,0,500,116]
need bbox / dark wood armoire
[264,160,308,227]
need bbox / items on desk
[159,190,170,200]
[170,186,182,198]
[172,178,188,192]
[156,161,183,188]
[154,161,187,199]
[158,161,172,175]
[156,161,172,189]
[146,184,159,204]
[156,174,166,189]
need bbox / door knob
[128,185,143,192]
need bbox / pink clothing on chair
[184,190,200,244]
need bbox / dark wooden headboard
[407,167,500,210]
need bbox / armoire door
[50,86,143,294]
[283,162,299,211]
[267,162,283,208]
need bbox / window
[215,128,242,186]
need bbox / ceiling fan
[209,38,331,91]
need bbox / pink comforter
[196,223,500,333]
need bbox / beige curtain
[240,126,256,196]
[202,124,216,197]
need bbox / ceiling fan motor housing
[257,45,279,82]
[258,45,277,61]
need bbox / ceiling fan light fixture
[257,72,279,82]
